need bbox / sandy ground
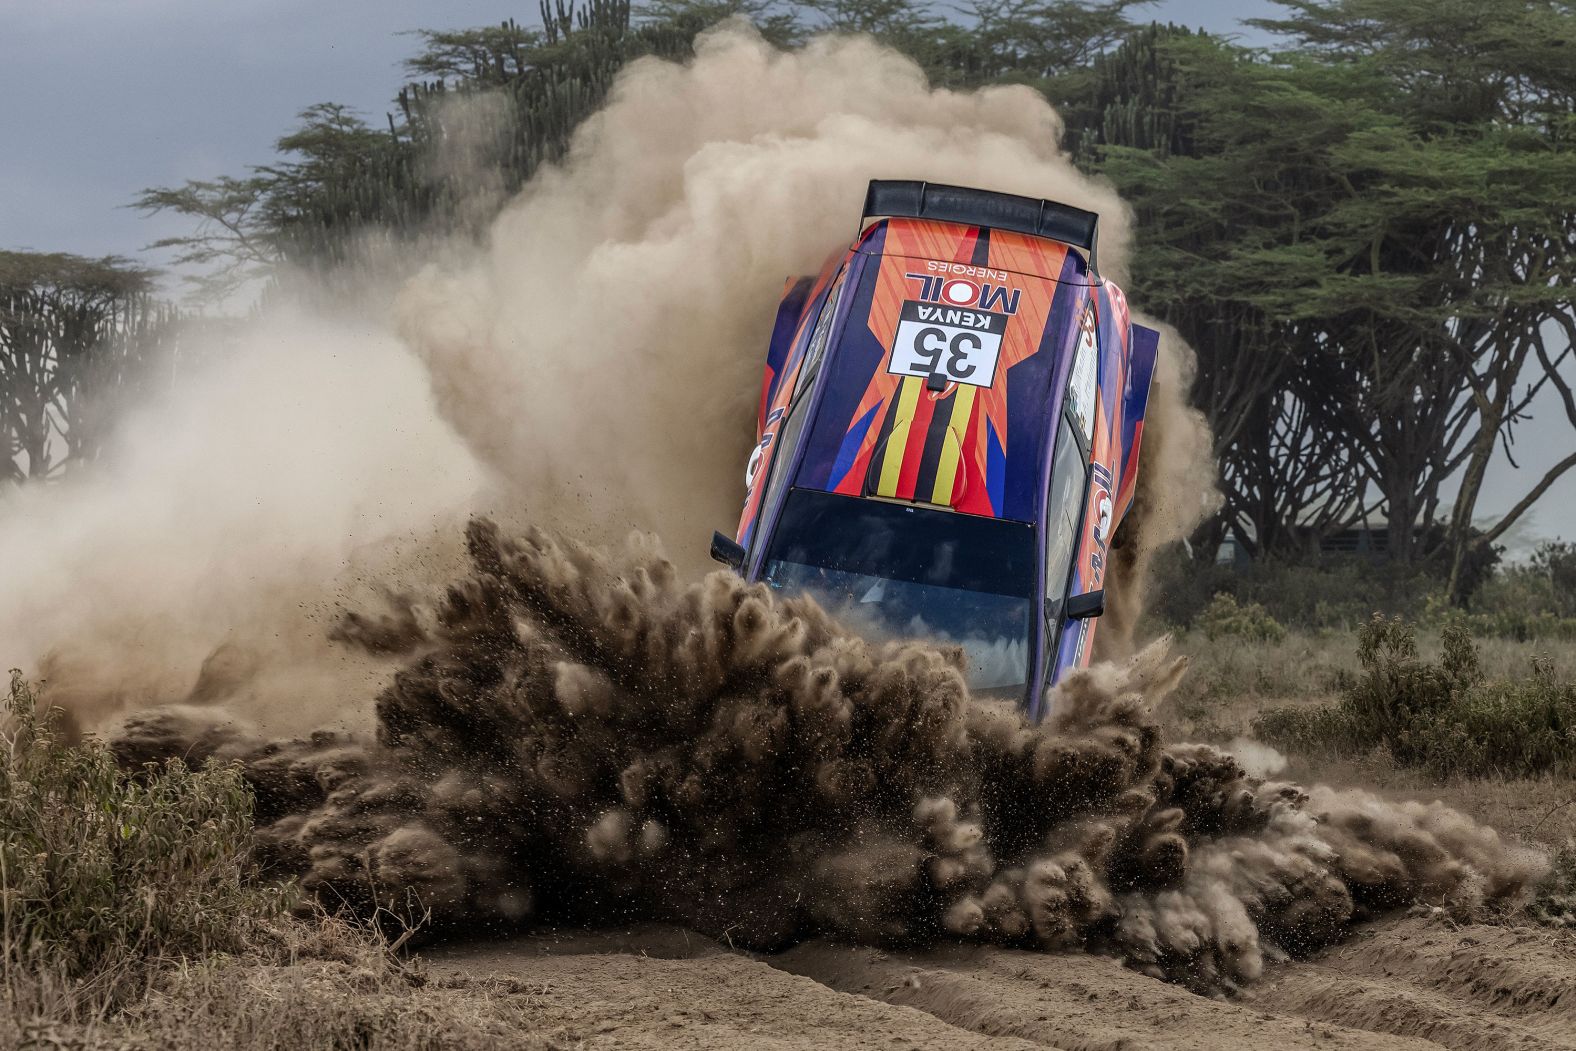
[422,916,1576,1050]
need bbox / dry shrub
[1,674,465,1048]
[1255,616,1576,778]
[0,907,557,1051]
[1,673,286,1000]
[1197,593,1287,643]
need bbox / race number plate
[888,302,1008,388]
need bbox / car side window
[794,271,845,403]
[757,273,846,539]
[1043,414,1089,623]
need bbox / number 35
[912,327,980,379]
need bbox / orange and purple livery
[711,180,1158,720]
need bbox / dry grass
[0,674,558,1051]
[1162,628,1353,739]
[1253,619,1576,779]
[7,616,1575,1048]
[1166,627,1576,919]
[2,915,564,1051]
[1165,626,1576,739]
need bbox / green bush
[1,672,286,988]
[1254,617,1576,778]
[1146,550,1443,632]
[1525,541,1576,617]
[1451,541,1576,639]
[1195,592,1287,643]
[1424,603,1576,643]
[1148,542,1576,640]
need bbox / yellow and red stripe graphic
[841,218,1071,514]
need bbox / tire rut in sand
[423,927,1050,1051]
[771,939,1439,1051]
[423,919,1575,1050]
[1253,918,1576,1051]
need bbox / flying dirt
[112,516,1545,995]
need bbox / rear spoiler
[861,179,1100,275]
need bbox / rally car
[710,180,1158,720]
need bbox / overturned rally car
[712,180,1158,720]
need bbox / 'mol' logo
[905,273,1021,315]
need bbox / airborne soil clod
[114,516,1546,995]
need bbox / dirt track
[425,916,1576,1050]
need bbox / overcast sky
[3,0,1270,262]
[3,0,1570,547]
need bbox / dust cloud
[1227,736,1290,779]
[0,311,485,732]
[113,518,1546,994]
[1096,314,1218,658]
[394,23,1197,579]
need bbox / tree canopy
[1074,0,1576,587]
[0,251,175,485]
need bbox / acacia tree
[137,0,731,298]
[1077,2,1576,582]
[134,103,422,301]
[0,252,174,485]
[1255,0,1576,587]
[1075,28,1366,558]
[138,0,1142,296]
[128,0,1576,593]
[791,0,1142,91]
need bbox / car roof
[787,216,1113,523]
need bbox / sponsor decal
[904,272,1022,315]
[1088,462,1114,577]
[745,406,785,490]
[893,269,1020,387]
[920,260,1010,282]
[1067,300,1099,440]
[887,301,1008,387]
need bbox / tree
[129,0,1576,591]
[137,0,738,299]
[785,0,1141,92]
[138,0,1143,296]
[135,103,423,301]
[133,176,276,301]
[1072,3,1576,585]
[0,251,175,485]
[1253,0,1576,590]
[1070,28,1364,558]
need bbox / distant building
[1213,519,1392,566]
[1215,537,1251,566]
[1319,523,1390,559]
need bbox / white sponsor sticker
[1068,304,1099,439]
[1093,489,1113,545]
[888,301,1007,387]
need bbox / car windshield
[761,488,1035,696]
